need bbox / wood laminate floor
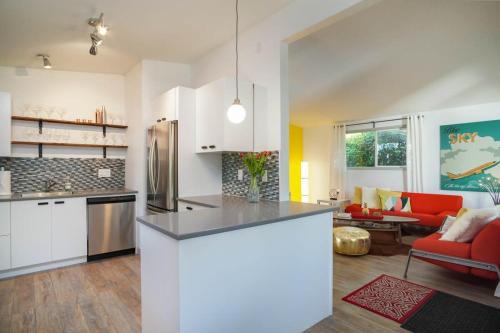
[1,253,499,333]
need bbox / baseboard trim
[0,257,87,280]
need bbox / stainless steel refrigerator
[147,120,178,213]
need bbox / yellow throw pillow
[352,186,362,205]
[457,207,469,218]
[377,189,402,210]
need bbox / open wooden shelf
[12,141,128,148]
[12,141,127,158]
[11,115,128,129]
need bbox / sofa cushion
[401,192,462,215]
[412,233,471,274]
[440,206,499,242]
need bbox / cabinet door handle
[186,206,193,210]
[54,201,65,204]
[38,202,49,206]
[201,146,208,150]
[209,145,216,149]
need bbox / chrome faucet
[44,178,57,192]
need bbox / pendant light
[226,0,246,124]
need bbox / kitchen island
[137,195,334,333]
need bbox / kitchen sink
[21,191,72,198]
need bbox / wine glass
[81,132,89,144]
[56,107,65,120]
[23,104,31,117]
[46,106,55,119]
[33,105,42,118]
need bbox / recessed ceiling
[289,0,500,127]
[0,0,292,74]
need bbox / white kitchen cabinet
[0,202,10,270]
[0,236,10,270]
[0,202,10,236]
[11,200,52,268]
[52,198,87,261]
[195,80,225,152]
[0,92,11,157]
[152,87,182,123]
[196,78,262,153]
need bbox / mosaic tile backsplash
[0,157,125,193]
[222,151,279,201]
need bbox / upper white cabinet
[196,78,265,153]
[52,198,87,261]
[153,87,178,123]
[0,92,11,157]
[11,199,52,268]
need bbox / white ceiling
[289,0,500,127]
[0,0,292,74]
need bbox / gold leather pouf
[333,227,371,256]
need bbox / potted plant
[239,151,272,202]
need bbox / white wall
[191,0,368,200]
[0,66,126,158]
[303,103,500,208]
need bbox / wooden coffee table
[333,213,419,244]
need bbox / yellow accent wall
[289,124,303,202]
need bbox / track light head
[89,45,98,56]
[88,12,109,36]
[37,54,52,69]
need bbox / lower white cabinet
[11,200,52,268]
[52,198,87,261]
[0,236,10,270]
[11,197,87,269]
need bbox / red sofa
[406,218,500,297]
[345,192,463,230]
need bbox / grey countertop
[137,195,334,240]
[0,188,137,202]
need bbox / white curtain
[330,124,347,199]
[406,114,424,192]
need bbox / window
[346,128,406,167]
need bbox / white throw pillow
[440,206,500,242]
[438,216,456,234]
[361,187,389,209]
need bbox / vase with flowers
[239,151,272,203]
[478,176,500,205]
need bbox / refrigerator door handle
[154,135,160,195]
[168,122,175,203]
[148,132,155,195]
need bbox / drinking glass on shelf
[107,113,114,125]
[23,104,31,117]
[25,128,34,141]
[32,105,42,118]
[81,132,89,144]
[91,133,99,144]
[46,106,55,119]
[56,107,65,120]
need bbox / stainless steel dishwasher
[87,195,136,261]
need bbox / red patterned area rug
[342,274,436,323]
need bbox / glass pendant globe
[227,102,246,124]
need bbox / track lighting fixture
[88,12,109,56]
[37,54,52,69]
[88,13,109,36]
